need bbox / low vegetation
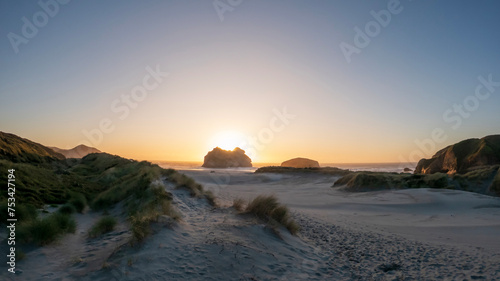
[241,195,299,235]
[204,190,217,207]
[255,166,351,176]
[232,198,245,212]
[0,132,215,249]
[0,150,205,246]
[168,171,216,206]
[88,216,117,238]
[453,165,499,192]
[58,204,76,215]
[127,182,178,242]
[18,212,76,245]
[68,192,87,213]
[168,172,203,197]
[488,167,500,196]
[333,172,451,191]
[333,166,500,196]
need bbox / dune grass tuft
[58,203,76,215]
[245,194,299,235]
[169,172,203,197]
[232,198,246,212]
[18,212,76,245]
[127,182,178,242]
[204,190,217,206]
[89,216,117,238]
[68,192,87,213]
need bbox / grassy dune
[1,149,207,246]
[255,166,351,176]
[333,165,500,196]
[333,172,449,191]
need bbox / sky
[1,0,499,164]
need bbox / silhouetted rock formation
[50,144,101,159]
[281,157,320,168]
[415,135,500,174]
[202,147,252,168]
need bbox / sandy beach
[2,168,499,280]
[85,168,500,280]
[181,169,500,280]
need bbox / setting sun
[208,131,246,151]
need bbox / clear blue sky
[1,0,499,163]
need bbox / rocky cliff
[202,147,252,168]
[415,135,500,174]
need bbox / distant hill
[415,135,500,174]
[0,131,65,163]
[281,157,320,168]
[50,144,101,159]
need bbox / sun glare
[210,131,246,151]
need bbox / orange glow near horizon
[16,127,478,165]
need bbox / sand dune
[4,169,500,280]
[183,169,500,279]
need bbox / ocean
[152,161,417,173]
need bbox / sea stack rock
[281,157,320,168]
[202,147,252,168]
[415,135,500,174]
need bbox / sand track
[3,170,500,280]
[83,179,337,280]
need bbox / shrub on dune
[18,212,76,245]
[204,190,217,206]
[232,198,246,212]
[246,195,280,218]
[245,194,299,235]
[489,167,500,195]
[89,216,117,238]
[68,192,87,213]
[52,212,77,233]
[58,204,76,215]
[169,172,203,197]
